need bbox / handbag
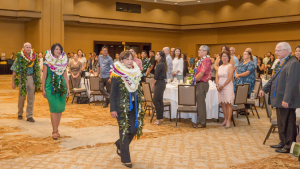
[77,94,89,104]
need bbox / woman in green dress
[42,43,70,140]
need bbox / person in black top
[266,54,275,74]
[152,51,167,125]
[146,50,156,77]
[182,53,189,77]
[256,57,265,78]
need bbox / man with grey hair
[192,45,212,128]
[163,47,173,80]
[259,42,300,153]
[11,42,41,122]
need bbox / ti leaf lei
[117,77,145,142]
[272,54,292,75]
[49,71,66,97]
[14,50,41,96]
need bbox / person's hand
[282,101,289,108]
[235,74,240,79]
[93,73,97,77]
[219,85,224,92]
[72,74,75,78]
[259,90,265,98]
[43,90,46,98]
[110,111,118,118]
[66,90,70,97]
[172,73,176,76]
[12,83,16,89]
[108,78,111,84]
[217,86,220,92]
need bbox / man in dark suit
[259,42,300,153]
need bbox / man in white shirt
[163,47,173,81]
[263,52,271,66]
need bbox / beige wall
[0,21,25,58]
[181,0,300,25]
[64,25,179,55]
[0,0,39,11]
[73,0,181,25]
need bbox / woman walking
[110,51,145,168]
[215,51,234,128]
[42,43,70,140]
[152,51,167,125]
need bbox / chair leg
[169,105,171,121]
[254,105,260,119]
[244,109,250,125]
[261,100,265,110]
[150,109,155,123]
[72,93,76,104]
[176,110,179,127]
[232,111,236,127]
[263,125,274,145]
[272,126,276,133]
[251,106,255,116]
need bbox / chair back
[178,85,196,106]
[145,77,154,92]
[234,83,249,105]
[264,93,273,122]
[183,77,187,83]
[141,82,153,102]
[253,79,261,98]
[89,77,100,91]
[69,75,73,90]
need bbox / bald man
[11,42,40,122]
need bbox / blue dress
[234,61,256,96]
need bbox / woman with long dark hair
[88,52,98,76]
[77,49,87,71]
[266,54,275,74]
[215,45,235,72]
[42,43,70,140]
[172,47,184,81]
[257,57,265,78]
[295,46,300,62]
[152,51,167,125]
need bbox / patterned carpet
[1,75,300,168]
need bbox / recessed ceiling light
[198,1,201,2]
[175,3,177,4]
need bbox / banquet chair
[263,93,300,144]
[232,83,250,126]
[70,76,86,104]
[141,82,171,122]
[176,85,197,127]
[88,76,104,106]
[183,77,187,83]
[145,77,154,93]
[245,79,261,119]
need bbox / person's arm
[110,77,118,118]
[77,63,83,78]
[63,69,70,97]
[282,62,300,106]
[214,57,220,71]
[258,64,265,71]
[230,56,235,68]
[81,58,87,71]
[218,65,234,91]
[42,65,48,98]
[153,63,161,88]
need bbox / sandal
[154,120,163,125]
[57,130,60,137]
[52,131,58,140]
[192,123,197,128]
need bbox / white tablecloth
[163,84,221,123]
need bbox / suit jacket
[262,57,300,108]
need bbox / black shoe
[27,117,35,122]
[275,148,290,153]
[18,115,23,120]
[270,142,283,149]
[123,163,132,168]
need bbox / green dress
[45,64,67,113]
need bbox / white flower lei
[44,50,68,76]
[20,49,35,62]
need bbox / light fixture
[198,1,201,2]
[175,3,177,4]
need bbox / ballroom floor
[0,75,299,168]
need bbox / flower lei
[110,62,145,141]
[194,55,210,70]
[14,49,41,96]
[272,54,292,75]
[44,50,68,97]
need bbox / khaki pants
[18,76,35,118]
[196,82,209,126]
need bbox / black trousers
[115,103,137,163]
[99,77,111,104]
[276,108,297,149]
[153,80,166,120]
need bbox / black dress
[257,63,264,78]
[153,62,166,120]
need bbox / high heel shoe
[123,163,132,168]
[52,131,58,140]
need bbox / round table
[163,83,221,123]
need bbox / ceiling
[135,0,227,5]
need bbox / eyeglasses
[275,49,286,52]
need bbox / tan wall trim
[0,9,41,19]
[64,13,300,31]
